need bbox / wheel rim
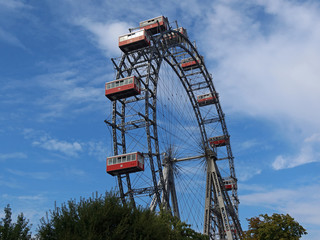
[106,27,241,238]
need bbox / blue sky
[1,0,320,238]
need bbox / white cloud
[237,166,261,181]
[0,0,29,10]
[0,177,19,188]
[199,0,320,137]
[7,169,51,180]
[1,64,104,121]
[32,69,104,120]
[272,150,314,170]
[22,128,107,161]
[17,194,46,201]
[0,152,27,161]
[77,18,131,56]
[238,183,267,192]
[33,136,82,157]
[305,133,320,143]
[87,141,107,162]
[272,134,320,170]
[63,168,86,177]
[0,27,27,49]
[238,139,260,151]
[0,193,48,235]
[6,166,86,181]
[241,184,320,226]
[23,128,83,157]
[241,188,297,206]
[0,0,31,49]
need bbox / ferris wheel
[105,16,242,240]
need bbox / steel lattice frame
[106,23,242,240]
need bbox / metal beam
[171,154,205,162]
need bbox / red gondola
[106,152,144,176]
[176,27,188,38]
[105,76,141,100]
[223,178,237,191]
[197,92,218,106]
[209,135,229,148]
[181,56,203,71]
[163,27,188,44]
[139,16,169,34]
[119,29,151,53]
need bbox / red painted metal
[139,16,168,34]
[106,152,144,176]
[209,135,230,148]
[197,93,217,106]
[119,29,150,53]
[181,56,203,71]
[163,27,188,42]
[105,76,141,100]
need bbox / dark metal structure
[105,17,242,239]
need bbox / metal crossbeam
[203,117,220,124]
[138,112,156,125]
[125,186,161,196]
[172,155,205,162]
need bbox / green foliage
[242,213,307,240]
[159,209,208,240]
[0,204,32,240]
[37,192,208,240]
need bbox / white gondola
[119,29,150,53]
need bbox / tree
[36,192,208,240]
[159,208,208,240]
[0,204,32,240]
[242,213,307,240]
